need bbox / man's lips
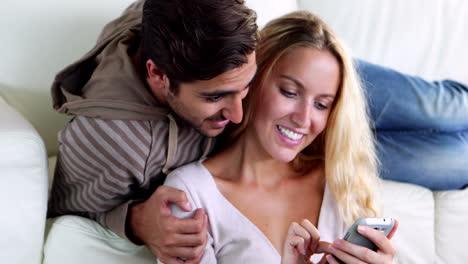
[208,119,229,128]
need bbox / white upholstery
[434,187,468,263]
[0,0,467,263]
[381,180,436,263]
[248,0,468,84]
[246,0,298,29]
[43,216,154,264]
[0,97,48,264]
[0,0,135,156]
[298,0,468,84]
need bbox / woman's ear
[146,59,170,96]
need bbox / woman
[161,11,398,264]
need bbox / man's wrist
[126,202,145,245]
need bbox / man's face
[166,52,257,137]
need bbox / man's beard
[173,111,227,137]
[166,91,228,137]
[171,111,205,135]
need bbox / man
[48,0,257,263]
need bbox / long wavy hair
[225,11,381,224]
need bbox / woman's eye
[280,88,296,98]
[315,102,328,110]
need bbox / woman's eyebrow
[279,74,335,98]
[279,74,304,89]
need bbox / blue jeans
[356,60,468,190]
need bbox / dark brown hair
[139,0,258,93]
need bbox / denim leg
[355,59,468,131]
[355,59,468,190]
[377,130,468,190]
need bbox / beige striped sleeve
[48,116,154,239]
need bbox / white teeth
[277,125,304,140]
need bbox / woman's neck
[205,129,300,188]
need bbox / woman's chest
[217,183,324,254]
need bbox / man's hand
[128,185,208,264]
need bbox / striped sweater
[48,115,211,239]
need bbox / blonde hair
[227,11,381,224]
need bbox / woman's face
[251,47,340,162]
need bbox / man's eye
[206,95,223,102]
[280,88,296,98]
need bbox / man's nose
[223,95,244,124]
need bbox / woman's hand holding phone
[325,218,399,264]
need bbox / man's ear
[146,59,170,95]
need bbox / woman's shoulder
[164,160,214,190]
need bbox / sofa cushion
[43,216,154,264]
[434,187,468,263]
[381,180,435,263]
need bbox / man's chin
[179,117,227,137]
[199,126,225,137]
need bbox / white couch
[1,0,467,263]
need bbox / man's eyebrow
[246,69,257,88]
[200,90,240,97]
[200,69,257,97]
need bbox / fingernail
[185,202,192,210]
[329,244,336,253]
[334,239,342,246]
[358,225,366,233]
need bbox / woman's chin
[272,151,298,163]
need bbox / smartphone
[325,217,395,264]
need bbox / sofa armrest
[0,96,49,264]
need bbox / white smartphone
[326,217,395,264]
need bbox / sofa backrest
[0,0,135,156]
[297,0,468,84]
[247,0,468,84]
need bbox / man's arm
[128,185,208,264]
[48,116,153,238]
[48,116,208,262]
